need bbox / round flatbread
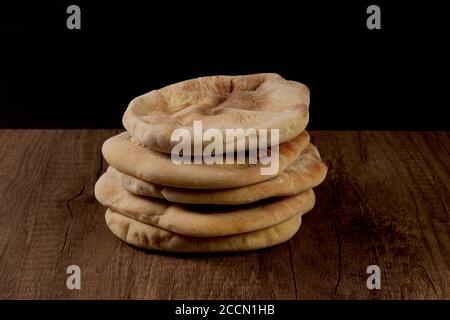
[123,73,310,154]
[102,131,310,189]
[95,167,315,237]
[120,143,327,204]
[105,209,302,252]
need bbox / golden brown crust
[123,73,310,153]
[105,209,302,252]
[95,167,315,237]
[102,131,310,189]
[120,143,327,205]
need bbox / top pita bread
[102,130,309,189]
[123,73,310,154]
[121,143,328,205]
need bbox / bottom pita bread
[105,209,302,252]
[95,167,315,237]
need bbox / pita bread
[95,167,315,237]
[121,143,327,204]
[102,131,310,189]
[105,209,302,252]
[122,73,310,154]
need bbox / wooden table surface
[0,130,448,300]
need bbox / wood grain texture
[0,130,448,300]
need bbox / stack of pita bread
[95,73,327,252]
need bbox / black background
[1,1,448,129]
